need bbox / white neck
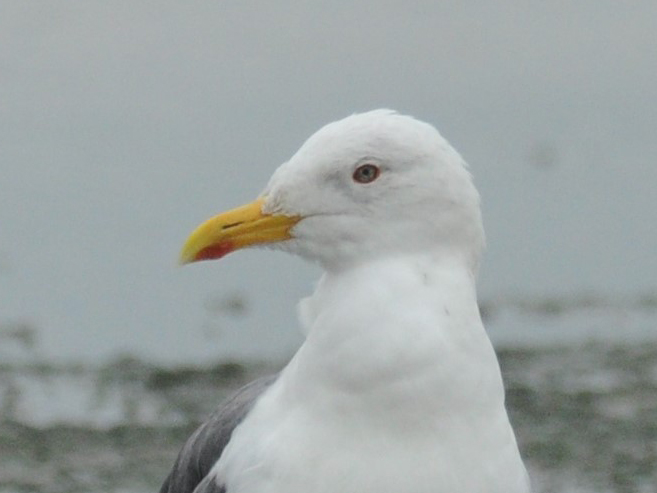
[214,253,530,493]
[291,253,504,425]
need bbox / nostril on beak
[222,221,243,230]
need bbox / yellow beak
[179,198,301,264]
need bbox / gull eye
[352,163,380,184]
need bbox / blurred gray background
[1,1,656,362]
[2,3,657,493]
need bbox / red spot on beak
[195,241,235,262]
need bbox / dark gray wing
[159,374,278,493]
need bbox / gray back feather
[159,374,278,493]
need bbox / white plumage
[164,110,530,493]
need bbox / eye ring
[352,163,380,184]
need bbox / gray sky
[1,1,656,363]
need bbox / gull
[160,110,530,493]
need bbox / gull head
[180,110,484,272]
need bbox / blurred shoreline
[1,297,656,493]
[1,342,655,493]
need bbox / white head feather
[261,110,485,272]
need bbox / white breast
[212,256,530,493]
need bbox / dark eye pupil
[353,164,380,183]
